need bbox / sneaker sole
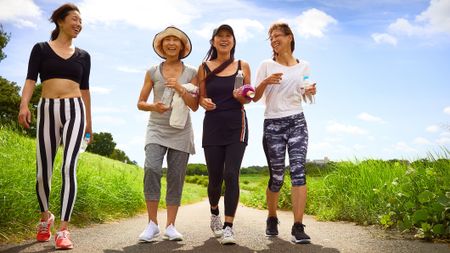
[162,235,183,241]
[138,233,160,243]
[213,231,223,238]
[291,236,311,244]
[55,244,73,250]
[221,239,236,245]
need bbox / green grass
[239,159,450,241]
[0,128,207,242]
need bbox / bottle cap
[85,133,91,138]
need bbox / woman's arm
[18,79,36,129]
[80,89,92,142]
[137,70,168,113]
[233,60,252,104]
[197,63,216,111]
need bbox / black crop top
[26,42,91,90]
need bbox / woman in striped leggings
[18,3,91,250]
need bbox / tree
[0,24,10,62]
[86,132,116,157]
[0,76,21,126]
[110,148,134,164]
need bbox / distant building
[307,156,330,165]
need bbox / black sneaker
[291,222,311,244]
[265,216,279,236]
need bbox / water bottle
[241,84,255,99]
[302,76,316,104]
[234,70,244,89]
[161,87,174,106]
[80,133,90,153]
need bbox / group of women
[18,3,316,250]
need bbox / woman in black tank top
[197,24,252,245]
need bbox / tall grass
[239,158,450,240]
[0,128,206,242]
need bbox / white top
[255,59,311,119]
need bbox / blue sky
[1,0,449,167]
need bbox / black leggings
[204,142,246,217]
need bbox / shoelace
[37,221,49,233]
[223,227,233,237]
[211,216,222,230]
[57,231,69,239]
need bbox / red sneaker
[55,229,73,250]
[36,213,54,242]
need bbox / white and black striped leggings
[36,97,85,221]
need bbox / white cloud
[90,86,112,94]
[371,33,397,46]
[116,66,145,74]
[92,106,125,114]
[0,0,42,28]
[357,112,386,123]
[388,0,450,37]
[295,8,337,38]
[326,121,368,135]
[94,115,127,125]
[426,125,440,133]
[436,136,450,145]
[78,0,201,30]
[444,106,450,115]
[392,142,417,152]
[413,137,432,145]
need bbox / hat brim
[213,24,234,37]
[153,26,192,59]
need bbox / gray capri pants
[144,143,189,206]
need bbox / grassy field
[239,158,450,241]
[0,128,207,243]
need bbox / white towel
[170,83,198,129]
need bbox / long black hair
[203,25,236,82]
[268,22,295,61]
[49,3,80,41]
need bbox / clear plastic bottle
[80,133,90,153]
[161,87,174,106]
[234,70,244,90]
[302,75,316,104]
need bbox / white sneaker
[210,214,223,238]
[221,226,236,245]
[163,224,183,241]
[138,220,160,242]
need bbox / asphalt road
[1,200,449,253]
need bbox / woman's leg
[143,143,167,224]
[36,98,62,220]
[222,142,246,223]
[165,148,189,227]
[59,97,85,229]
[204,146,226,210]
[287,113,308,223]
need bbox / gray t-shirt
[145,62,197,154]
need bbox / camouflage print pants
[263,113,308,192]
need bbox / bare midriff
[41,79,81,98]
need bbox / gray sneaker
[210,214,223,238]
[221,226,236,245]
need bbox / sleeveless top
[145,62,196,154]
[202,60,248,147]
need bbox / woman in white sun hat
[137,26,199,242]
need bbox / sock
[223,222,233,229]
[210,207,219,216]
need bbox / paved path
[1,200,449,253]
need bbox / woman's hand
[18,106,31,129]
[200,97,216,111]
[264,73,283,85]
[233,87,251,104]
[305,83,316,95]
[153,102,170,113]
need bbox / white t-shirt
[255,59,311,119]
